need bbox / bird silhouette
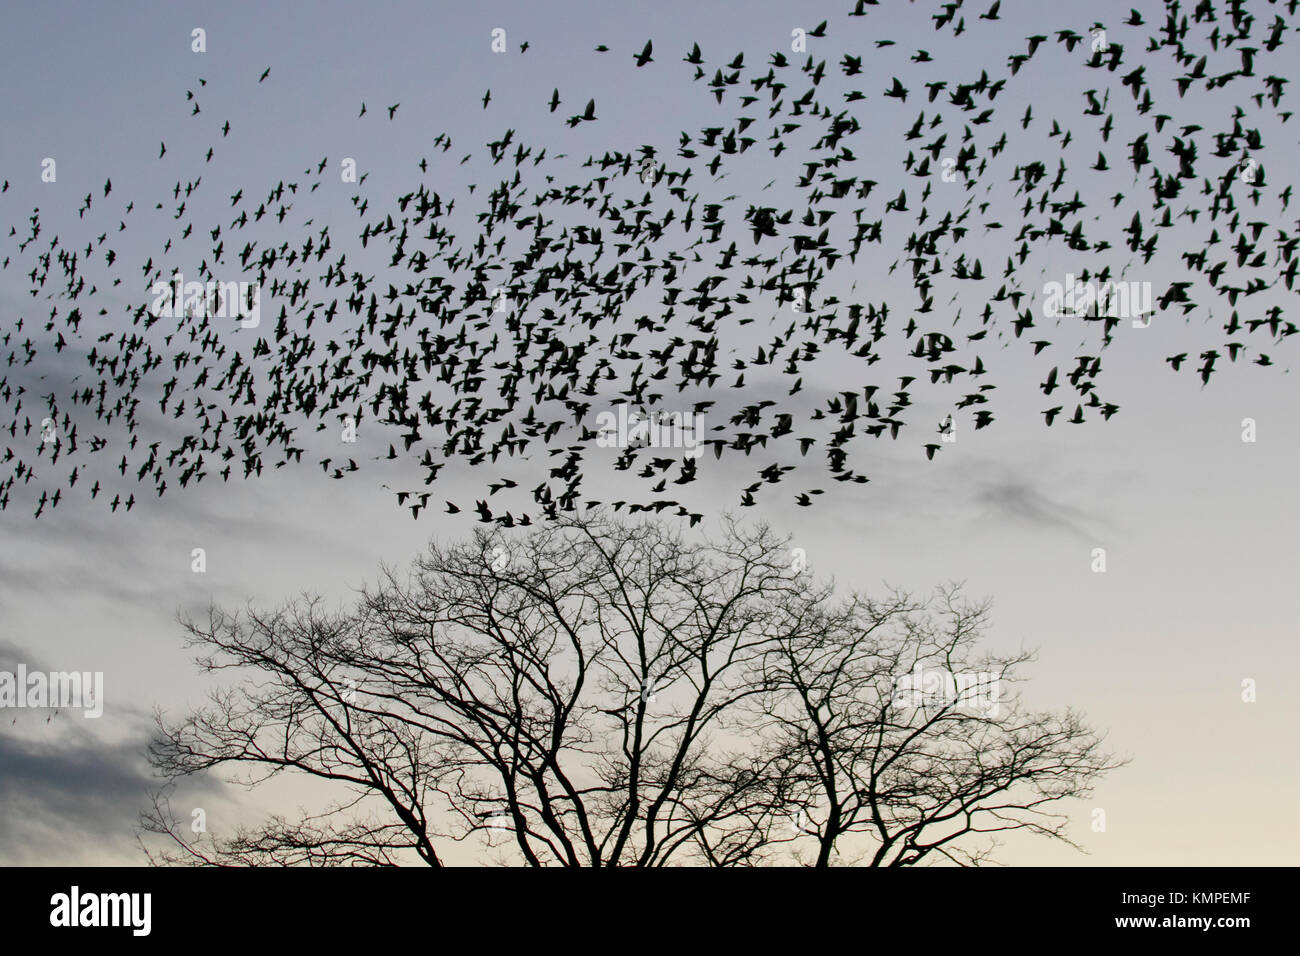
[1,0,1296,527]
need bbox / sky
[0,0,1297,865]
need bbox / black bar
[5,866,1286,943]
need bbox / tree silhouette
[142,512,1122,865]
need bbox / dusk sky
[1,0,1297,866]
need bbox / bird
[1,0,1295,529]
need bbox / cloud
[0,727,159,864]
[0,638,224,864]
[974,477,1103,541]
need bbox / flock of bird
[1,0,1296,524]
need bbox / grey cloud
[0,718,223,865]
[974,477,1104,542]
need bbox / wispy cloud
[0,728,158,864]
[0,638,225,864]
[974,476,1104,542]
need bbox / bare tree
[734,586,1124,866]
[142,512,1122,866]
